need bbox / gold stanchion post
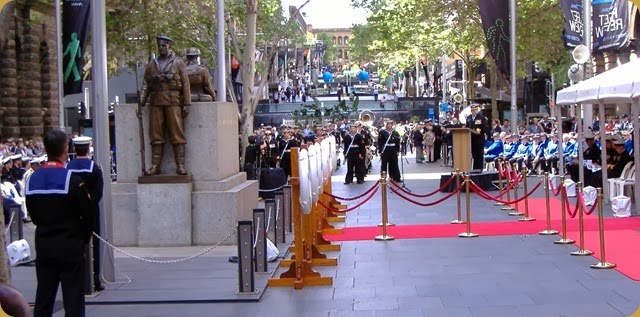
[458,175,478,238]
[554,176,574,244]
[451,169,466,224]
[508,163,524,216]
[501,163,515,211]
[539,172,558,235]
[571,182,593,256]
[495,161,505,206]
[375,172,395,241]
[591,188,616,269]
[518,167,535,221]
[377,171,395,227]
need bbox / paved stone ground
[11,152,640,316]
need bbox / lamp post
[571,44,591,186]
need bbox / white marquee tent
[556,58,640,210]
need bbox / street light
[571,44,591,187]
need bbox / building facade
[309,27,352,66]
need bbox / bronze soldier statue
[185,47,216,102]
[139,35,191,176]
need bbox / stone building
[310,27,352,66]
[0,1,59,139]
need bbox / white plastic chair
[613,166,635,200]
[608,162,634,198]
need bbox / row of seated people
[484,131,633,188]
[1,154,47,225]
[484,132,564,175]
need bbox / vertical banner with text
[478,0,511,80]
[592,0,628,53]
[62,0,91,96]
[560,0,583,48]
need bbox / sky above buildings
[282,0,369,28]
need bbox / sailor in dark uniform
[66,136,105,293]
[465,104,490,171]
[343,123,366,184]
[378,120,402,182]
[25,129,93,317]
[278,129,298,179]
[261,131,278,168]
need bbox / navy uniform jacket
[25,162,93,259]
[377,129,401,155]
[66,158,104,207]
[343,133,365,158]
[465,113,490,145]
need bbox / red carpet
[323,197,640,280]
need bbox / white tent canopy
[555,57,640,212]
[556,58,640,105]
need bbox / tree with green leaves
[316,32,339,64]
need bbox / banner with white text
[592,0,628,53]
[560,0,583,48]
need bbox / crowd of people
[484,114,635,188]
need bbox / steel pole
[91,0,114,281]
[55,0,65,128]
[216,0,226,102]
[510,0,517,133]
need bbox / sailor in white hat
[66,135,105,292]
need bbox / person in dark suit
[25,129,93,317]
[378,120,402,182]
[66,136,105,293]
[343,124,366,184]
[465,104,490,171]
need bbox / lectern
[450,128,476,173]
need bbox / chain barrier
[318,184,380,213]
[93,229,236,264]
[389,176,454,198]
[470,180,542,205]
[258,185,286,193]
[389,183,462,207]
[323,181,380,201]
[3,211,15,235]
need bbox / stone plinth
[137,182,192,246]
[113,102,258,247]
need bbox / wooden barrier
[268,146,333,289]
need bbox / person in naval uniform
[66,136,105,293]
[465,104,490,171]
[25,129,93,317]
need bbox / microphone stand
[400,149,411,192]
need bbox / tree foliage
[316,32,339,64]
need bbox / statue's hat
[186,47,201,56]
[156,35,174,43]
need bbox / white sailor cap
[21,156,30,162]
[10,154,21,161]
[30,157,40,164]
[1,157,11,164]
[72,136,92,145]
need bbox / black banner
[478,0,510,80]
[62,0,90,96]
[560,0,583,48]
[592,0,629,53]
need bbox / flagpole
[55,0,64,128]
[509,0,517,133]
[216,0,226,102]
[91,0,115,282]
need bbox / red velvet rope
[498,163,508,178]
[318,185,380,213]
[579,193,599,215]
[548,178,562,197]
[388,176,454,198]
[562,187,580,218]
[389,184,462,207]
[470,180,542,205]
[323,180,380,201]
